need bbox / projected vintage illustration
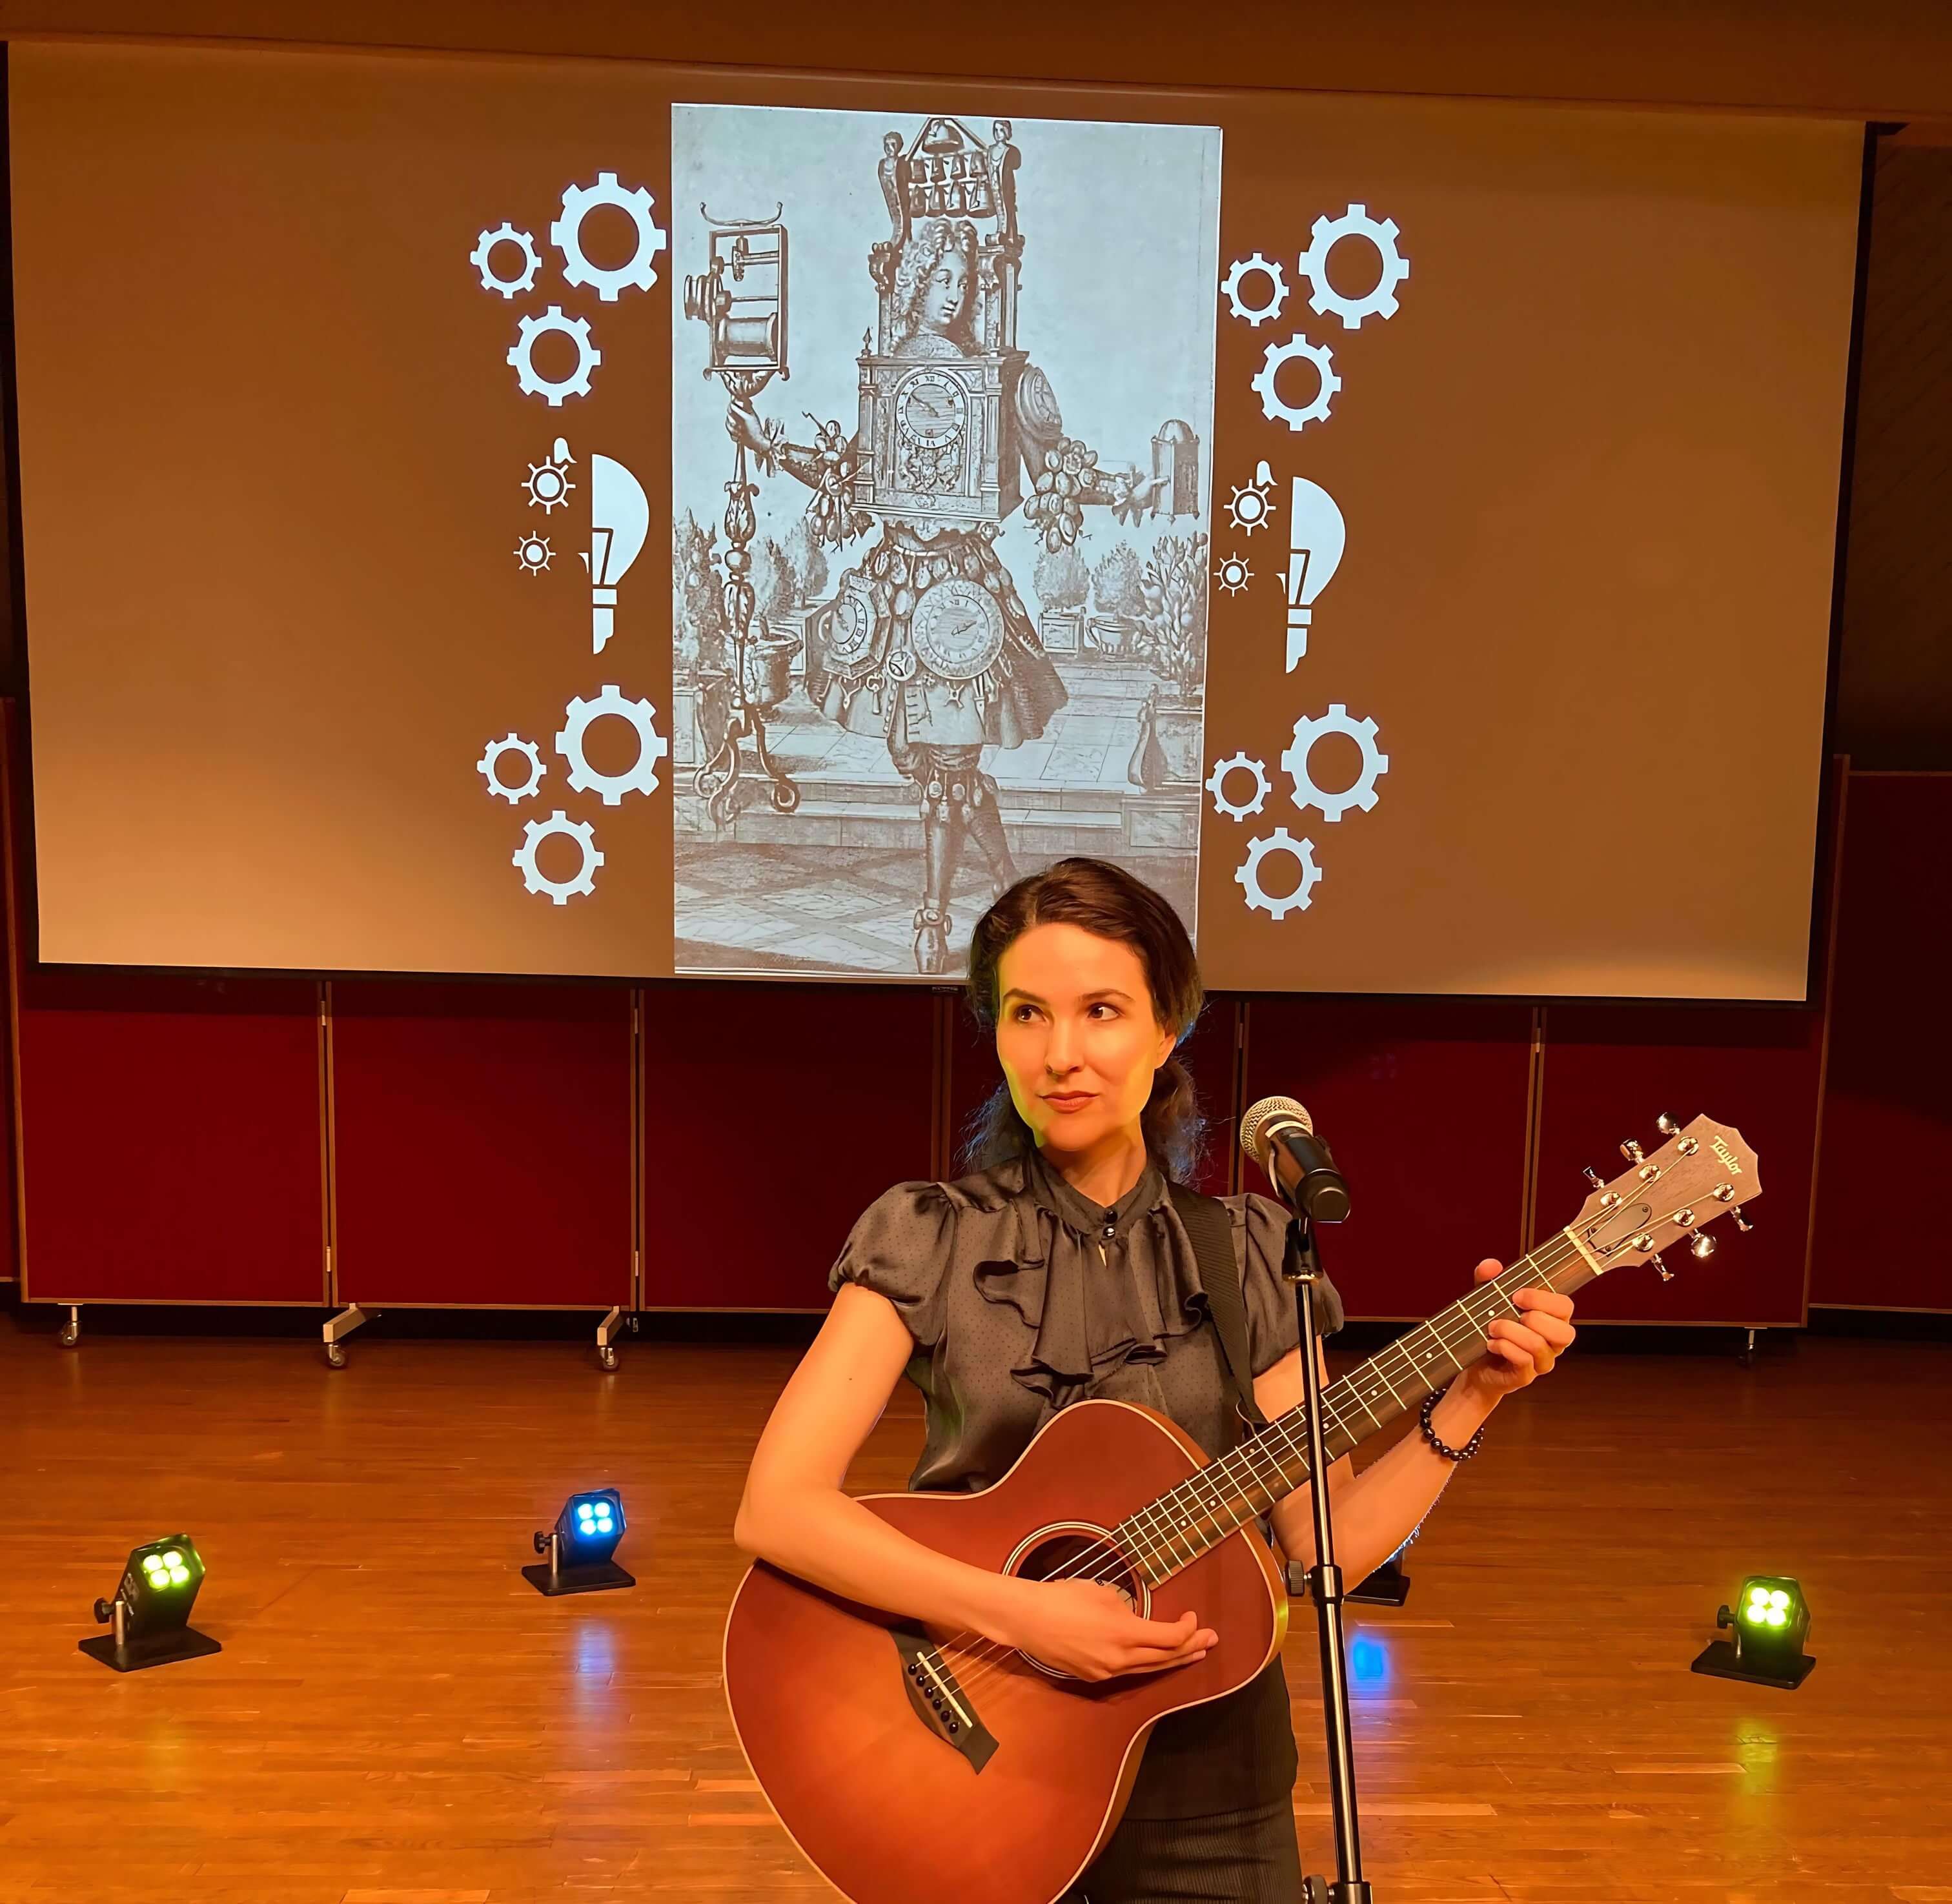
[670,106,1223,977]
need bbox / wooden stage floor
[2,1315,1948,1903]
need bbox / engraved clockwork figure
[724,116,1164,975]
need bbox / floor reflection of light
[1349,1631,1392,1692]
[575,1621,616,1686]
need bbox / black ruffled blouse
[826,1146,1346,1820]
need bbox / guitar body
[724,1398,1288,1904]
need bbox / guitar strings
[924,1236,1589,1708]
[928,1239,1583,1715]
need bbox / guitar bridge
[890,1626,999,1773]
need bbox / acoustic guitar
[725,1113,1760,1904]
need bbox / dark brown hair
[959,857,1206,1182]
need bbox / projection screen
[6,42,1863,995]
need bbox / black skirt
[1123,1656,1299,1820]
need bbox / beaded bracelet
[1419,1384,1486,1463]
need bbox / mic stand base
[1285,1213,1376,1903]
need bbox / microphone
[1239,1095,1351,1222]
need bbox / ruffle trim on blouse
[957,1155,1214,1412]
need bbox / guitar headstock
[1569,1113,1761,1282]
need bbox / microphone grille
[1239,1094,1313,1162]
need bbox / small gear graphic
[1297,203,1410,329]
[554,684,669,806]
[477,733,545,804]
[1225,461,1277,536]
[551,172,667,302]
[470,221,541,299]
[514,810,603,905]
[1205,751,1271,822]
[1221,252,1288,327]
[524,439,575,513]
[1237,828,1323,920]
[1214,552,1254,595]
[1252,335,1341,432]
[508,306,600,407]
[1281,702,1389,822]
[514,532,553,574]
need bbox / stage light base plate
[1349,1557,1412,1606]
[522,1560,635,1597]
[79,1628,223,1673]
[1690,1639,1814,1690]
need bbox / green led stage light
[1692,1574,1814,1690]
[79,1535,221,1672]
[523,1488,634,1596]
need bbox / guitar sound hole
[1012,1530,1140,1610]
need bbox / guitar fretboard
[1115,1228,1600,1586]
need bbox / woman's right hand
[989,1575,1216,1682]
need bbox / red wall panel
[1530,1004,1822,1326]
[15,971,326,1303]
[1808,774,1952,1312]
[944,989,1241,1197]
[641,981,935,1309]
[328,980,631,1307]
[1241,997,1536,1321]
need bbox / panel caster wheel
[325,1342,347,1370]
[57,1319,80,1350]
[597,1345,618,1372]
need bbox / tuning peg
[1620,1139,1645,1163]
[1650,1251,1672,1282]
[1656,1113,1681,1136]
[1583,1166,1604,1189]
[1731,1206,1753,1233]
[1689,1231,1716,1259]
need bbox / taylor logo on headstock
[1712,1136,1745,1177]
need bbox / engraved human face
[920,248,970,334]
[996,922,1177,1163]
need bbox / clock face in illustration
[910,578,1006,681]
[824,586,877,667]
[895,369,968,449]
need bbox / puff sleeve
[826,1180,957,1352]
[1233,1190,1345,1376]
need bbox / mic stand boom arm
[1285,1212,1373,1904]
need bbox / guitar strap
[1167,1180,1269,1443]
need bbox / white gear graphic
[1252,336,1340,432]
[1281,703,1388,822]
[1297,203,1410,329]
[1237,828,1323,920]
[1205,751,1271,822]
[1221,253,1288,327]
[1225,460,1277,536]
[524,439,576,513]
[551,173,667,302]
[477,733,545,804]
[514,532,553,574]
[554,684,669,805]
[1214,552,1253,595]
[514,810,603,905]
[508,307,600,406]
[470,222,541,299]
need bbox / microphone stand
[1284,1211,1373,1904]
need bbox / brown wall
[1833,142,1952,771]
[3,1,1952,118]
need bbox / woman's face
[920,248,970,334]
[995,922,1177,1159]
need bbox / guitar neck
[1117,1229,1603,1586]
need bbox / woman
[735,858,1578,1901]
